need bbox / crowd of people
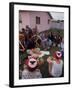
[40,31,64,49]
[19,25,64,79]
[19,25,64,51]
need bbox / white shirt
[51,60,63,77]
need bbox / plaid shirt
[22,69,42,79]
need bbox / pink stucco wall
[19,11,30,31]
[19,11,52,32]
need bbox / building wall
[19,11,30,31]
[51,21,64,30]
[19,11,52,32]
[29,11,51,32]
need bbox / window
[48,19,50,24]
[36,16,40,24]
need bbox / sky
[50,12,64,20]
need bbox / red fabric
[27,66,38,72]
[25,59,29,65]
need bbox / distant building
[19,11,53,32]
[51,20,64,30]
